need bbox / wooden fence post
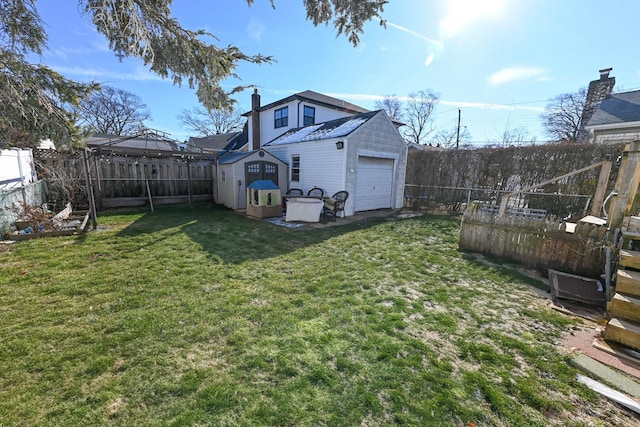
[591,160,612,217]
[81,149,98,230]
[608,141,640,229]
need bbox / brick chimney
[580,68,615,138]
[251,89,261,151]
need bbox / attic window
[275,106,288,128]
[303,105,315,126]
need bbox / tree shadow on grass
[110,202,388,264]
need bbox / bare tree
[541,88,588,143]
[375,95,403,121]
[76,86,151,135]
[431,126,471,149]
[178,107,244,137]
[403,90,440,144]
[497,127,537,147]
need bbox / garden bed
[7,203,90,240]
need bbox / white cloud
[325,92,386,103]
[439,99,544,112]
[386,22,443,48]
[385,21,442,67]
[51,65,164,82]
[424,53,435,67]
[254,89,544,115]
[246,18,266,43]
[487,67,549,86]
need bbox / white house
[263,110,407,216]
[585,89,640,144]
[243,89,370,152]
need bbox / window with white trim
[303,105,315,126]
[291,155,300,181]
[275,106,288,128]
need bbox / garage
[263,110,407,217]
[355,156,394,212]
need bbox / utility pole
[456,108,461,149]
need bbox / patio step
[619,249,640,270]
[608,293,640,323]
[606,246,640,352]
[605,317,640,351]
[616,270,640,297]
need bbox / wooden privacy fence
[459,208,608,278]
[34,149,216,210]
[93,153,214,208]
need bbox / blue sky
[34,0,640,145]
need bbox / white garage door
[355,156,394,212]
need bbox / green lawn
[0,204,633,426]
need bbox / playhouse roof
[247,180,279,190]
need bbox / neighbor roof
[586,90,640,127]
[188,133,241,152]
[243,90,369,116]
[264,111,379,146]
[85,133,179,153]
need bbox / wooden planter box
[8,206,90,241]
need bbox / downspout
[341,139,349,215]
[214,153,219,204]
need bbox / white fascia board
[585,121,640,132]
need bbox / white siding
[266,140,347,198]
[217,162,244,210]
[255,102,355,148]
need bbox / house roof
[224,130,248,151]
[264,110,379,146]
[218,149,285,165]
[243,90,369,116]
[218,151,251,164]
[187,133,241,152]
[85,133,180,153]
[586,90,640,128]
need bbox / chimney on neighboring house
[251,89,261,151]
[580,67,615,139]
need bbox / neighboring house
[263,110,407,216]
[187,133,241,153]
[243,89,370,152]
[216,149,287,210]
[85,133,181,154]
[585,89,640,144]
[579,67,615,141]
[186,126,249,153]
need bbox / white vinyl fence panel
[0,148,36,190]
